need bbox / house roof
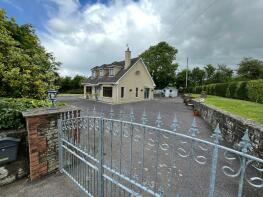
[83,57,140,84]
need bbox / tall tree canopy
[175,57,263,89]
[176,64,234,88]
[175,69,191,88]
[237,58,263,80]
[204,64,216,84]
[58,75,85,93]
[140,42,178,89]
[0,9,60,99]
[213,65,233,83]
[191,67,206,86]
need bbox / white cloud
[40,0,162,76]
[40,0,263,76]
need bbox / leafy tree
[0,9,60,99]
[212,65,233,83]
[191,67,206,86]
[175,69,192,89]
[58,75,85,93]
[59,76,72,92]
[140,42,178,89]
[237,58,263,80]
[72,75,85,89]
[204,64,215,83]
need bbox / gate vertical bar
[58,113,63,172]
[238,157,246,197]
[237,129,251,197]
[154,112,162,192]
[188,118,199,197]
[98,116,105,197]
[208,124,221,197]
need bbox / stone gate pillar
[22,106,80,181]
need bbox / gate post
[98,116,105,197]
[22,106,80,181]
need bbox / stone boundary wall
[192,99,263,158]
[22,106,80,181]
[0,129,28,186]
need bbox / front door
[144,88,150,99]
[95,86,101,100]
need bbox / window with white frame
[109,68,114,76]
[92,71,96,77]
[99,69,103,77]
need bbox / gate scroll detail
[58,109,263,197]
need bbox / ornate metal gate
[58,109,263,197]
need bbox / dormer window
[99,69,103,77]
[109,68,114,76]
[92,71,96,78]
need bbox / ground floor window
[136,87,138,97]
[144,88,150,99]
[103,87,112,97]
[121,87,124,98]
[86,86,92,94]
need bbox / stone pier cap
[22,106,80,118]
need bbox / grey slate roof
[84,57,140,84]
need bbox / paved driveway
[0,173,85,197]
[57,96,212,140]
[1,97,259,197]
[56,97,261,197]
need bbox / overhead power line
[173,0,194,26]
[183,0,218,30]
[193,0,217,22]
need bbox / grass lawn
[192,94,263,124]
[58,93,83,97]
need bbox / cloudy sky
[1,0,263,76]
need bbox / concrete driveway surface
[0,173,86,197]
[57,96,212,139]
[1,97,212,197]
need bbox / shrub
[195,86,202,94]
[191,79,263,103]
[0,98,64,129]
[60,89,83,94]
[214,83,228,97]
[228,82,238,98]
[209,84,216,95]
[247,80,263,103]
[236,81,248,100]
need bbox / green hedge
[191,79,263,103]
[0,98,51,129]
[59,89,83,94]
[247,80,263,103]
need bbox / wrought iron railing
[59,109,263,197]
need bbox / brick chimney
[125,46,131,69]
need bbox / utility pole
[186,57,189,89]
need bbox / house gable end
[117,58,155,87]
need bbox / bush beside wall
[191,79,263,103]
[247,80,263,103]
[0,98,51,129]
[59,88,83,94]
